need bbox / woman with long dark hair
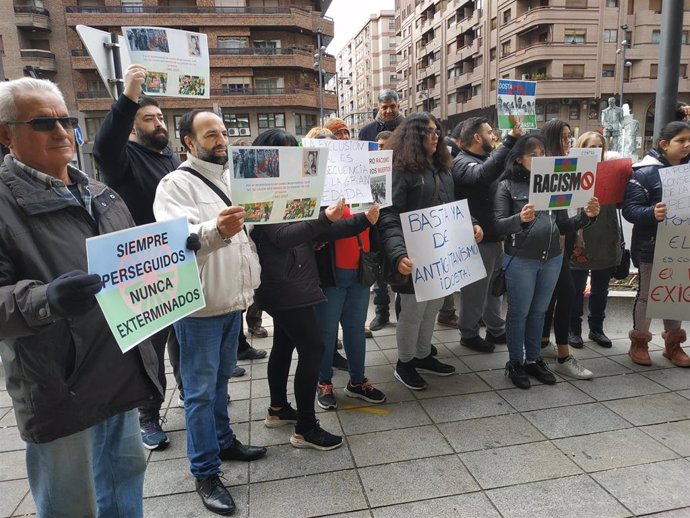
[378,113,483,390]
[495,134,599,388]
[623,121,690,367]
[538,120,594,379]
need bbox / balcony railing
[209,47,311,56]
[20,49,55,60]
[14,5,49,15]
[65,5,310,14]
[210,87,308,96]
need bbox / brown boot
[662,329,690,367]
[628,330,652,366]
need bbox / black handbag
[356,235,382,287]
[491,268,507,297]
[613,210,631,280]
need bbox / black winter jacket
[93,95,180,225]
[251,212,333,311]
[622,150,668,266]
[0,157,162,443]
[378,166,457,294]
[452,135,516,243]
[358,116,405,142]
[494,167,593,261]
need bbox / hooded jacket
[153,155,261,316]
[0,156,162,443]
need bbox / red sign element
[580,171,595,190]
[593,158,633,205]
[508,84,527,96]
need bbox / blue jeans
[174,311,240,479]
[26,409,145,518]
[504,254,562,363]
[316,268,369,383]
[570,268,613,334]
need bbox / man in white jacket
[153,109,265,516]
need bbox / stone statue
[601,96,624,153]
[620,112,640,158]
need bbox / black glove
[186,233,201,254]
[46,270,102,318]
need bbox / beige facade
[333,10,397,137]
[2,0,335,173]
[395,0,690,149]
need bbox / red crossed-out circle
[580,171,595,190]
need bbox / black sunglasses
[4,117,79,132]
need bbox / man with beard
[154,110,266,516]
[358,89,405,142]
[452,117,522,353]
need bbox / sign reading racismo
[528,155,598,210]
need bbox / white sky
[326,0,396,54]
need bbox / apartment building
[334,10,397,137]
[395,0,690,149]
[7,0,334,173]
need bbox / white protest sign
[229,146,327,223]
[529,155,598,210]
[569,147,603,161]
[401,200,486,302]
[76,25,131,100]
[647,164,690,320]
[302,138,376,205]
[351,150,394,212]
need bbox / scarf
[375,112,405,131]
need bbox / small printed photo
[144,71,168,94]
[187,34,201,57]
[233,149,280,179]
[370,176,386,204]
[283,198,317,220]
[302,150,319,177]
[242,201,273,222]
[126,28,170,53]
[178,75,206,96]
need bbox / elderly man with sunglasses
[0,78,162,517]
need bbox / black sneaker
[430,344,438,356]
[461,335,495,353]
[332,350,349,371]
[368,314,389,331]
[264,403,298,428]
[394,360,428,390]
[237,346,267,361]
[291,422,343,451]
[524,359,557,385]
[485,331,507,344]
[344,378,386,404]
[412,354,456,376]
[568,332,584,349]
[505,360,530,389]
[317,382,337,410]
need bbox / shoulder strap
[178,166,232,207]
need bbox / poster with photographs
[123,26,210,99]
[229,146,328,224]
[302,138,383,205]
[350,150,394,213]
[497,79,538,130]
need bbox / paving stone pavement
[1,298,690,517]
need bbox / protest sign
[351,150,394,212]
[401,200,486,302]
[497,79,538,130]
[229,146,327,223]
[648,164,690,320]
[302,138,376,205]
[86,218,205,353]
[123,26,210,98]
[569,147,603,160]
[528,155,598,210]
[594,158,633,205]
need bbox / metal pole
[109,33,124,97]
[654,0,684,136]
[619,44,625,109]
[335,75,340,118]
[316,29,324,126]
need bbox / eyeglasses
[4,117,79,132]
[560,135,572,142]
[424,127,441,137]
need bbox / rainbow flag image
[549,194,572,208]
[554,158,577,172]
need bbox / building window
[603,29,617,43]
[217,37,248,49]
[536,103,545,122]
[683,31,690,44]
[649,64,658,78]
[491,17,497,30]
[223,113,250,136]
[215,0,247,6]
[652,30,661,44]
[448,92,456,104]
[501,40,512,56]
[254,77,284,91]
[253,40,281,53]
[563,64,585,79]
[294,113,317,135]
[84,117,104,142]
[121,0,144,13]
[502,9,511,24]
[650,0,662,13]
[565,0,587,7]
[546,102,559,120]
[490,47,496,60]
[564,30,586,44]
[174,115,183,139]
[490,78,496,91]
[602,64,615,77]
[681,64,688,77]
[568,102,581,120]
[390,73,398,82]
[605,0,618,6]
[472,84,481,97]
[221,76,251,93]
[258,113,285,129]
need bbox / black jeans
[543,255,575,346]
[266,306,324,433]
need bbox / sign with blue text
[401,199,486,302]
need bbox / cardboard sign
[229,146,328,223]
[529,155,598,210]
[497,79,538,130]
[647,164,690,320]
[401,200,486,302]
[86,218,205,352]
[351,150,394,212]
[593,158,633,205]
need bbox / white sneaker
[540,343,558,359]
[552,355,593,380]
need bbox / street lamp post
[314,28,325,126]
[616,25,630,109]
